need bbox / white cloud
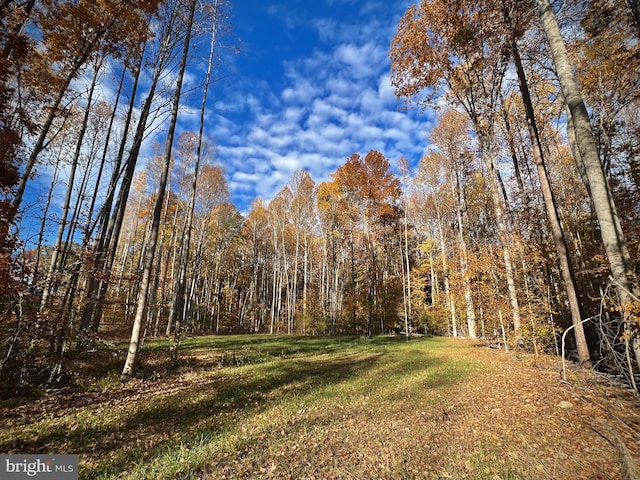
[306,99,348,128]
[312,18,340,43]
[358,87,384,113]
[377,73,398,104]
[283,106,305,123]
[232,171,263,187]
[282,78,319,104]
[208,1,432,209]
[334,42,387,80]
[325,76,353,98]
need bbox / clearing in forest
[1,335,639,479]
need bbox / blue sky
[206,0,435,212]
[19,0,436,247]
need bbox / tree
[38,59,103,316]
[390,0,523,339]
[316,180,345,334]
[535,0,638,360]
[429,110,478,338]
[0,0,27,297]
[288,170,317,333]
[122,0,198,379]
[576,0,640,277]
[169,0,226,361]
[332,150,403,334]
[398,157,413,338]
[497,4,591,364]
[81,0,184,335]
[242,199,272,333]
[12,0,159,211]
[415,152,459,336]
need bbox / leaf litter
[0,337,638,479]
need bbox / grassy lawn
[1,335,638,479]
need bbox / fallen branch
[561,314,598,381]
[593,420,640,480]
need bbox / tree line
[0,0,639,393]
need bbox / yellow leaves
[628,301,640,328]
[610,301,640,333]
[315,180,342,218]
[417,238,438,254]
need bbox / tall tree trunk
[79,55,140,335]
[303,233,309,331]
[511,39,591,365]
[428,247,437,305]
[169,0,219,366]
[400,231,409,337]
[536,0,637,301]
[86,12,179,332]
[39,63,100,314]
[500,95,529,206]
[480,136,522,339]
[453,169,476,338]
[434,195,457,337]
[270,240,278,334]
[122,0,197,379]
[34,149,61,280]
[291,228,300,334]
[400,181,412,336]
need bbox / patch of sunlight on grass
[4,335,487,479]
[114,337,479,479]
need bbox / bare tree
[122,0,198,379]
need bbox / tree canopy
[0,0,639,393]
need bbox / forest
[0,0,639,397]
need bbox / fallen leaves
[1,337,639,479]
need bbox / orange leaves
[391,0,483,101]
[626,301,640,329]
[331,149,401,226]
[39,0,157,69]
[316,150,401,233]
[390,2,449,100]
[391,0,525,115]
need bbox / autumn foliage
[0,0,639,395]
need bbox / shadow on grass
[3,336,467,479]
[8,351,387,478]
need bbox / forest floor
[1,335,639,479]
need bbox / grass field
[1,335,639,479]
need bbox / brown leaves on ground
[234,344,640,480]
[431,345,640,479]
[0,338,639,479]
